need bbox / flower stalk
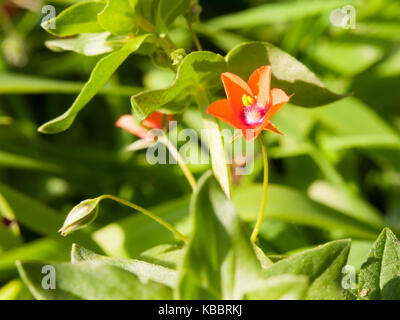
[250,134,269,242]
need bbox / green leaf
[17,260,173,300]
[157,0,190,32]
[42,0,106,36]
[233,184,380,239]
[226,42,345,107]
[207,0,354,30]
[131,51,226,119]
[358,228,400,300]
[263,239,351,299]
[0,73,141,95]
[71,244,177,287]
[178,172,264,299]
[39,34,151,134]
[244,274,309,300]
[98,0,137,35]
[45,32,114,56]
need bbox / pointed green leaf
[71,244,177,287]
[17,260,173,300]
[263,239,351,300]
[358,228,400,300]
[178,172,263,299]
[41,0,106,36]
[131,51,226,119]
[226,42,346,107]
[39,34,151,134]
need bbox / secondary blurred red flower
[207,66,291,141]
[116,112,173,141]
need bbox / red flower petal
[266,88,291,119]
[206,99,244,129]
[248,66,272,108]
[264,120,283,135]
[142,112,164,129]
[116,115,154,140]
[221,72,253,113]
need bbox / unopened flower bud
[58,198,99,236]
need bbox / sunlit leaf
[72,244,177,287]
[17,260,173,299]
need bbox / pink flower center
[241,106,266,126]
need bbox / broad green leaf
[98,0,137,35]
[178,172,264,300]
[358,228,400,300]
[131,51,226,119]
[157,0,190,32]
[263,239,351,299]
[45,32,114,56]
[0,73,141,95]
[207,0,354,30]
[226,42,345,107]
[39,34,151,134]
[244,274,309,300]
[72,244,177,287]
[17,260,173,300]
[42,0,106,36]
[94,197,189,258]
[0,238,68,283]
[233,184,380,239]
[0,182,102,252]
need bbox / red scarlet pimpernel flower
[206,66,291,141]
[116,111,173,141]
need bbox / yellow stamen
[242,94,254,106]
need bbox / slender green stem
[251,134,269,242]
[186,16,202,51]
[98,194,187,243]
[158,132,197,191]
